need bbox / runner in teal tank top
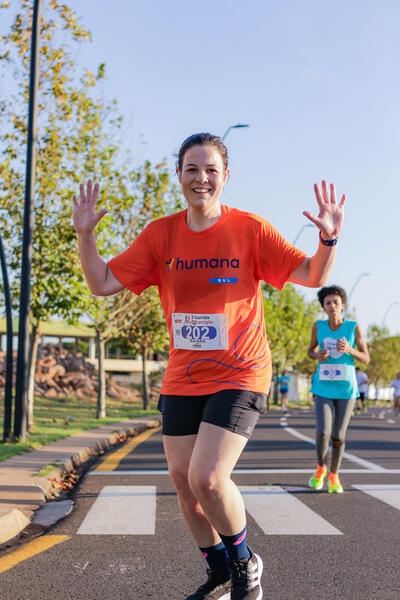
[311,319,358,400]
[307,286,370,493]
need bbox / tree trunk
[142,346,150,410]
[27,324,40,432]
[95,329,106,419]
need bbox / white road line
[76,486,156,535]
[87,468,400,476]
[352,484,400,511]
[282,426,388,473]
[240,485,342,535]
[282,426,317,445]
[88,468,400,475]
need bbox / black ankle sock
[199,541,230,580]
[219,526,251,561]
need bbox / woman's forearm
[348,347,370,364]
[307,241,337,286]
[290,240,337,287]
[78,232,109,295]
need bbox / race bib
[172,313,228,350]
[319,364,346,381]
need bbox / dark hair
[176,133,229,172]
[317,285,347,307]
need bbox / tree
[263,283,321,402]
[366,325,400,386]
[263,283,321,370]
[101,160,182,411]
[0,2,182,425]
[114,288,169,410]
[0,0,133,428]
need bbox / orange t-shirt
[108,205,306,395]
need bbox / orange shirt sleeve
[256,219,307,290]
[107,225,159,295]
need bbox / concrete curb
[0,417,161,547]
[0,509,31,547]
[37,419,161,499]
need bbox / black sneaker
[230,551,263,599]
[186,569,231,599]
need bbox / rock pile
[0,345,140,400]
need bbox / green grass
[0,393,159,463]
[36,461,61,477]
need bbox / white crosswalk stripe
[240,485,342,535]
[351,484,400,511]
[77,485,156,535]
[76,483,400,536]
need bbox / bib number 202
[181,325,217,341]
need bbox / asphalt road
[2,406,399,600]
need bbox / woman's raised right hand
[72,180,108,234]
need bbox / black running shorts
[158,389,267,439]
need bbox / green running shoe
[328,472,344,494]
[308,465,327,490]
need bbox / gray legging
[314,395,355,473]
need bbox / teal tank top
[310,319,358,400]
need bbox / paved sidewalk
[0,416,161,546]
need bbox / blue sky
[3,1,400,335]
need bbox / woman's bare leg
[163,422,248,542]
[163,433,220,547]
[188,422,248,536]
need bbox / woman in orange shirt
[73,133,346,600]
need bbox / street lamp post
[345,272,371,316]
[293,223,314,245]
[221,123,250,141]
[14,0,43,441]
[0,234,13,442]
[273,361,280,405]
[382,301,399,328]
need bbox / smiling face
[323,293,345,317]
[177,144,229,215]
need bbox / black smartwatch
[319,231,338,246]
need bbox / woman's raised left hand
[303,180,346,240]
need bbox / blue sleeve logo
[209,277,238,284]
